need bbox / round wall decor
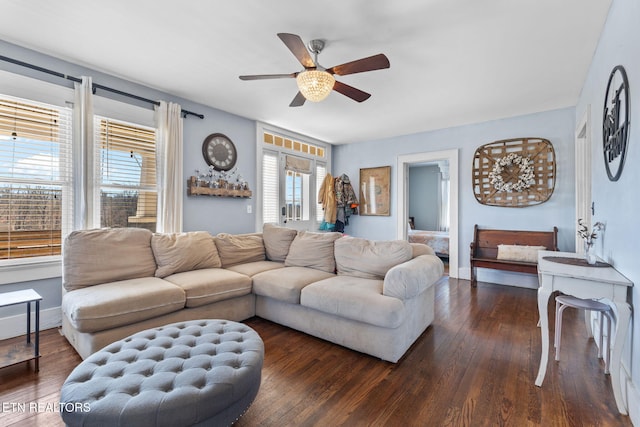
[202,133,237,171]
[472,138,556,207]
[602,65,630,182]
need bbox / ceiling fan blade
[333,81,371,102]
[277,33,315,68]
[326,54,390,76]
[239,73,296,80]
[289,92,306,107]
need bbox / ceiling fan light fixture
[296,70,335,102]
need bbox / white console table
[535,251,632,414]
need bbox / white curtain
[438,161,450,232]
[155,101,183,233]
[72,76,94,230]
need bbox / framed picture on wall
[359,166,391,216]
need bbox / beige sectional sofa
[61,224,444,362]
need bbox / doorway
[396,149,459,278]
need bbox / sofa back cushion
[214,233,265,267]
[151,231,221,278]
[335,236,413,280]
[63,228,157,291]
[262,223,298,262]
[284,231,342,273]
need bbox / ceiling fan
[239,33,390,107]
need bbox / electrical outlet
[246,205,252,214]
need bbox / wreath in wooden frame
[488,153,535,192]
[473,138,555,207]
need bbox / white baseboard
[0,306,61,340]
[458,267,538,289]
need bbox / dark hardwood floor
[0,277,632,426]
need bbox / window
[0,73,160,283]
[0,95,72,261]
[285,169,309,222]
[94,117,157,231]
[258,125,330,230]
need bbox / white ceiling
[0,0,611,144]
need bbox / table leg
[610,301,631,415]
[26,301,31,344]
[535,286,552,386]
[35,300,40,372]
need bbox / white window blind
[94,117,157,231]
[262,150,279,224]
[0,95,72,261]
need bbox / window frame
[0,71,74,283]
[255,122,331,232]
[92,114,157,231]
[0,71,157,284]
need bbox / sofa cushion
[62,277,185,333]
[252,266,335,304]
[163,268,252,307]
[284,231,342,273]
[151,231,221,278]
[262,223,298,262]
[63,228,157,291]
[300,276,406,328]
[226,260,285,277]
[215,233,265,267]
[334,236,413,280]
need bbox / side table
[0,289,42,372]
[535,251,632,414]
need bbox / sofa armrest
[383,255,444,300]
[410,242,435,258]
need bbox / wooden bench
[470,224,558,287]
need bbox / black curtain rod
[0,55,204,119]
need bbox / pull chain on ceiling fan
[239,33,390,107]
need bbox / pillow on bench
[496,244,546,263]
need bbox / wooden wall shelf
[187,176,252,198]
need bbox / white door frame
[575,106,592,253]
[396,149,459,278]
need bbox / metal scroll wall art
[472,137,556,207]
[603,65,630,182]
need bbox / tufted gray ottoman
[60,319,264,427]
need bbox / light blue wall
[0,38,586,333]
[0,278,61,317]
[333,107,576,272]
[0,41,258,313]
[575,0,640,404]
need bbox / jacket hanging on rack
[318,172,337,230]
[334,174,359,232]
